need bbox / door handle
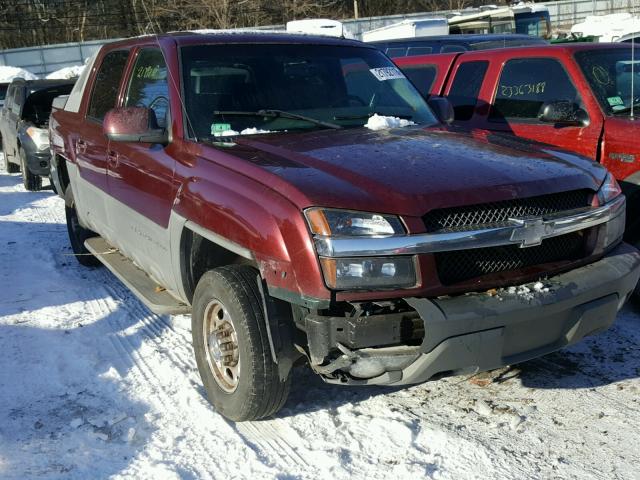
[107,150,119,167]
[76,139,87,155]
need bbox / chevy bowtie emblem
[509,217,555,247]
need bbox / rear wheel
[192,265,291,421]
[19,148,42,191]
[65,189,101,267]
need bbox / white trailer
[361,18,449,42]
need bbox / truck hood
[218,126,606,217]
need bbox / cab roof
[106,30,371,49]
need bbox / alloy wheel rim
[203,299,240,393]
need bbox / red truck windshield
[575,48,640,115]
[179,43,437,139]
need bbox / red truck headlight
[305,208,417,290]
[320,256,417,290]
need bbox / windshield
[180,43,437,139]
[575,48,640,115]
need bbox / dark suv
[0,78,75,190]
[370,33,547,58]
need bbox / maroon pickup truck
[49,32,640,421]
[394,43,640,240]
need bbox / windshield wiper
[213,109,341,130]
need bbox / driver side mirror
[538,101,589,127]
[103,107,168,144]
[427,96,454,125]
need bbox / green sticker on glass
[211,123,232,134]
[607,96,624,107]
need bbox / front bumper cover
[309,242,640,386]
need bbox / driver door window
[125,48,169,127]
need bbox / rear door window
[489,57,581,122]
[441,45,468,53]
[124,48,170,127]
[386,47,407,58]
[87,49,130,122]
[447,60,488,121]
[407,46,433,56]
[402,65,437,98]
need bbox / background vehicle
[394,43,640,242]
[362,4,550,42]
[0,77,75,190]
[370,33,547,57]
[0,82,9,108]
[50,32,639,422]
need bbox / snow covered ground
[1,163,640,480]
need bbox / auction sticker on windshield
[370,67,405,81]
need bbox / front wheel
[192,265,291,421]
[19,148,42,191]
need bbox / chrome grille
[424,190,592,284]
[423,190,591,233]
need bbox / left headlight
[26,127,50,150]
[595,172,622,206]
[305,208,417,291]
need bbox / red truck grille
[435,231,586,285]
[423,190,591,232]
[423,190,591,285]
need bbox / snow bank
[46,64,84,80]
[364,113,415,131]
[0,66,38,82]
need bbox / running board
[85,237,190,315]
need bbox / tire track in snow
[82,292,227,479]
[103,280,316,476]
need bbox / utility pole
[354,0,359,19]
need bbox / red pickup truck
[394,43,640,239]
[50,32,640,421]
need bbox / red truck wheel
[192,265,291,421]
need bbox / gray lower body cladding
[307,242,640,386]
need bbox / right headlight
[305,208,405,237]
[26,126,50,150]
[305,208,417,291]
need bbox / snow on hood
[213,127,272,137]
[0,66,38,82]
[365,114,416,131]
[46,64,84,80]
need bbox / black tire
[5,158,19,173]
[192,265,291,421]
[64,189,101,267]
[19,148,42,191]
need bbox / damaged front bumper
[305,242,640,386]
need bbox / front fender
[173,174,330,307]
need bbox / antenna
[632,32,635,121]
